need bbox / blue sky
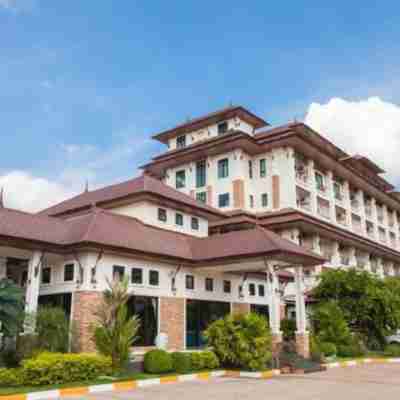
[1,1,400,210]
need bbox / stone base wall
[231,302,251,315]
[159,296,185,351]
[295,332,310,359]
[280,303,286,320]
[72,291,103,353]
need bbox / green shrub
[384,343,400,357]
[281,318,296,341]
[143,350,173,374]
[190,352,205,370]
[171,352,192,374]
[310,335,323,362]
[204,312,272,371]
[201,351,219,369]
[337,335,367,358]
[319,342,337,357]
[16,333,39,362]
[0,368,22,387]
[22,352,112,386]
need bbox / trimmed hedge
[319,342,337,357]
[384,343,400,357]
[190,351,219,371]
[22,352,112,386]
[171,352,192,374]
[144,350,173,374]
[0,368,22,387]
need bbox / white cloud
[0,171,76,213]
[304,97,400,187]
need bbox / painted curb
[324,357,400,369]
[0,369,280,400]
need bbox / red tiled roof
[0,207,324,266]
[39,174,223,219]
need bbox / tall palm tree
[0,279,24,338]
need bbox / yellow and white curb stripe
[0,370,279,400]
[324,357,400,369]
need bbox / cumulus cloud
[305,97,400,187]
[0,171,77,213]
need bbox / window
[333,181,342,200]
[196,160,206,188]
[196,191,207,204]
[248,160,253,179]
[261,193,268,207]
[260,159,267,178]
[176,135,186,149]
[176,170,186,189]
[64,264,74,282]
[158,208,167,222]
[315,172,325,191]
[218,193,230,208]
[249,283,256,296]
[41,267,51,284]
[223,280,231,294]
[218,158,229,178]
[249,195,254,208]
[191,217,199,230]
[205,277,213,292]
[175,213,184,226]
[131,268,143,285]
[113,265,125,282]
[149,270,159,286]
[217,121,228,135]
[186,275,194,290]
[258,284,265,297]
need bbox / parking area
[66,364,400,400]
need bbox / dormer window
[176,135,186,149]
[217,121,228,135]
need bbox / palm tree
[0,279,24,338]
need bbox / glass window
[205,278,213,292]
[41,267,51,284]
[149,270,159,286]
[260,159,267,178]
[250,195,254,208]
[127,296,158,346]
[262,193,268,207]
[217,121,228,135]
[176,170,186,189]
[196,192,207,204]
[176,135,186,149]
[113,265,125,282]
[258,284,265,297]
[186,275,195,290]
[218,158,229,178]
[131,268,143,285]
[218,193,230,208]
[64,264,74,282]
[191,217,199,230]
[175,213,184,226]
[315,172,325,191]
[248,160,253,179]
[223,280,231,294]
[158,208,167,222]
[249,283,256,296]
[196,160,206,188]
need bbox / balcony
[377,205,384,225]
[364,197,373,219]
[352,214,363,235]
[366,221,375,239]
[350,190,360,213]
[296,186,312,212]
[388,212,395,228]
[379,227,387,243]
[315,170,328,195]
[295,155,309,185]
[317,197,330,220]
[335,205,347,226]
[390,233,397,248]
[333,180,344,204]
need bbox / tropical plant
[93,278,140,371]
[204,312,272,371]
[0,279,24,339]
[311,269,400,349]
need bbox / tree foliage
[204,312,272,371]
[93,278,140,371]
[311,269,400,349]
[0,279,24,338]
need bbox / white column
[349,247,357,267]
[294,267,307,334]
[25,251,43,315]
[267,266,281,335]
[312,234,322,274]
[326,171,336,221]
[331,241,341,268]
[376,257,384,279]
[0,257,7,280]
[364,253,372,272]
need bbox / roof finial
[84,179,89,193]
[0,187,3,208]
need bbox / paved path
[66,364,400,400]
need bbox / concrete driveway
[67,364,400,400]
